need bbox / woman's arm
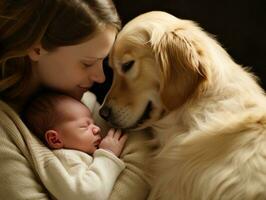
[0,108,51,200]
[109,129,152,200]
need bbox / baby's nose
[92,125,101,135]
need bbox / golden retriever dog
[99,11,266,200]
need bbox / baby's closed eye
[79,124,89,130]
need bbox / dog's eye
[122,60,134,73]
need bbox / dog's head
[100,11,211,129]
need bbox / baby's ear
[45,130,64,149]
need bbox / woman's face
[33,27,116,99]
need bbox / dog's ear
[150,27,208,111]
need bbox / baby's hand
[99,128,127,157]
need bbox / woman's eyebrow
[82,56,105,60]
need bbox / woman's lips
[78,86,90,92]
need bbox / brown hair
[23,92,74,144]
[0,0,121,102]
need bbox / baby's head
[23,92,102,154]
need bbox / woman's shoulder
[0,98,21,115]
[0,99,17,121]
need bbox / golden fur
[101,11,266,199]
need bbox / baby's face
[54,98,102,154]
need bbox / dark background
[91,0,266,103]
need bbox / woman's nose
[90,62,106,83]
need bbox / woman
[0,1,151,199]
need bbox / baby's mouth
[94,138,101,146]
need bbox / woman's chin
[67,89,85,100]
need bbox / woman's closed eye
[81,60,97,68]
[82,62,94,68]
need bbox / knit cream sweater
[0,92,151,200]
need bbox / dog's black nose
[99,106,111,120]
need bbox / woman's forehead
[57,27,117,60]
